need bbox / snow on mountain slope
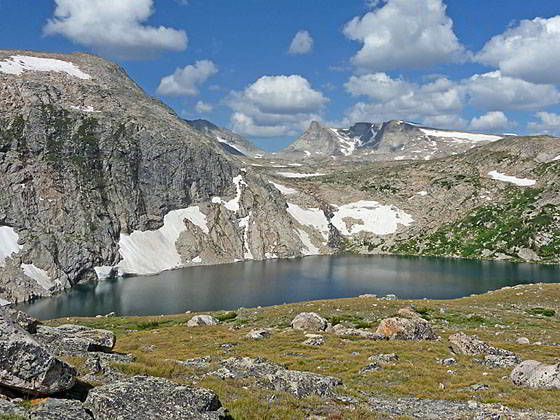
[0,55,91,79]
[420,129,503,143]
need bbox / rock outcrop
[0,308,76,395]
[35,324,116,355]
[448,333,516,356]
[188,315,219,327]
[291,312,328,331]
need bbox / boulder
[331,325,386,340]
[35,324,116,355]
[0,309,76,395]
[302,334,324,346]
[375,317,436,340]
[360,363,382,373]
[84,375,223,420]
[516,337,530,345]
[448,333,515,356]
[369,353,399,363]
[187,315,219,327]
[511,360,560,389]
[397,307,421,318]
[266,369,342,398]
[479,355,520,368]
[3,308,41,333]
[291,312,328,331]
[208,357,284,380]
[28,398,92,420]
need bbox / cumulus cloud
[470,111,514,132]
[464,71,560,110]
[343,0,468,72]
[157,60,217,97]
[528,112,560,136]
[343,73,463,126]
[195,101,213,113]
[226,75,328,137]
[288,30,314,55]
[44,0,187,58]
[477,16,560,84]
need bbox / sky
[1,0,560,151]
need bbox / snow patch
[238,212,254,259]
[331,201,414,235]
[70,105,98,113]
[192,256,202,263]
[295,229,320,255]
[0,55,91,79]
[552,155,560,162]
[94,266,114,280]
[270,182,297,195]
[417,191,428,196]
[217,137,244,154]
[329,128,361,156]
[420,128,502,143]
[0,226,22,267]
[21,264,54,291]
[117,206,208,275]
[304,150,311,157]
[276,172,324,178]
[0,298,10,307]
[287,204,329,240]
[224,175,246,212]
[488,170,536,186]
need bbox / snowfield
[0,55,91,79]
[331,201,414,235]
[295,229,320,255]
[287,204,330,240]
[0,226,22,267]
[21,264,54,291]
[217,137,244,155]
[270,182,297,195]
[488,170,536,186]
[277,172,324,178]
[420,128,502,143]
[118,206,208,275]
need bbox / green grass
[215,311,238,322]
[526,307,556,317]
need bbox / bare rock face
[2,307,40,333]
[84,375,223,420]
[27,398,93,420]
[34,324,116,355]
[449,333,516,356]
[0,308,76,395]
[375,317,436,340]
[511,361,560,389]
[291,312,328,331]
[187,315,219,327]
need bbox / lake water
[17,255,560,320]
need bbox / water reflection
[17,255,560,319]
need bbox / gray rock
[479,354,521,368]
[330,324,386,340]
[84,375,223,420]
[0,308,76,395]
[208,357,284,379]
[188,315,219,327]
[35,324,116,355]
[376,317,436,340]
[511,360,560,389]
[516,337,530,345]
[448,333,516,356]
[0,399,28,418]
[28,398,92,420]
[302,335,324,346]
[439,358,457,366]
[383,294,398,300]
[369,353,399,363]
[291,312,328,331]
[3,308,40,333]
[360,363,382,373]
[245,328,271,339]
[266,369,342,398]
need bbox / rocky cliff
[0,50,307,304]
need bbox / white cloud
[288,30,314,55]
[157,60,217,97]
[470,111,514,132]
[343,0,468,72]
[528,112,560,136]
[195,101,213,113]
[464,71,560,110]
[477,16,560,84]
[343,73,463,126]
[226,75,328,137]
[44,0,187,58]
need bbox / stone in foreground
[291,312,328,331]
[449,333,516,356]
[84,375,223,420]
[375,317,436,340]
[35,324,116,355]
[511,360,560,389]
[28,398,92,420]
[0,309,76,395]
[188,315,219,327]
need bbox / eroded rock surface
[449,333,516,356]
[376,317,436,340]
[512,360,560,389]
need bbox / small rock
[439,358,457,366]
[448,333,516,356]
[461,384,490,391]
[383,294,397,300]
[245,329,271,339]
[368,353,399,363]
[360,363,382,373]
[104,312,116,318]
[479,354,521,368]
[291,312,328,331]
[303,336,324,346]
[187,315,219,327]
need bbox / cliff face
[0,51,305,303]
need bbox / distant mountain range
[188,118,507,162]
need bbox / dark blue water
[17,255,560,320]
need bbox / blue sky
[1,0,560,150]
